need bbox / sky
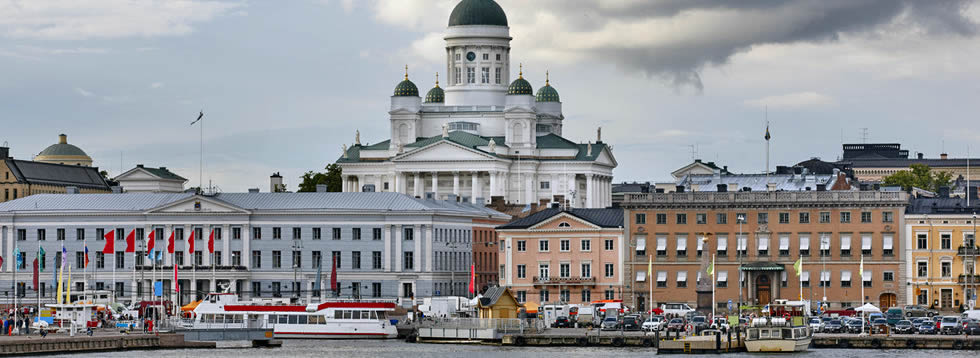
[2,0,980,192]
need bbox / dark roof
[38,143,88,157]
[792,158,850,175]
[479,286,508,306]
[497,208,623,229]
[508,77,533,95]
[612,182,652,194]
[536,83,559,102]
[906,197,980,215]
[424,85,445,103]
[141,166,186,181]
[4,159,109,190]
[394,79,419,97]
[448,0,508,27]
[740,262,785,271]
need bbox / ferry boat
[744,300,813,352]
[189,293,398,339]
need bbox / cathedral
[337,0,616,208]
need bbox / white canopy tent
[855,303,881,313]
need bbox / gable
[394,141,497,162]
[672,162,714,179]
[116,169,159,181]
[146,196,249,215]
[529,212,601,231]
[594,147,617,167]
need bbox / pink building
[496,208,625,305]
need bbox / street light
[446,241,460,296]
[291,239,303,300]
[737,214,745,317]
[821,236,829,303]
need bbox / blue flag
[14,247,22,268]
[155,250,163,263]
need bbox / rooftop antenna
[688,144,698,162]
[860,128,869,143]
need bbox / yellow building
[1,146,110,203]
[905,198,979,311]
[477,286,521,319]
[34,134,94,167]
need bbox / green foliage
[298,164,343,192]
[881,164,953,192]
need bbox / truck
[418,296,471,318]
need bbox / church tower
[443,0,512,107]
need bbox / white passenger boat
[190,293,398,339]
[744,300,813,352]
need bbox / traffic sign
[728,299,733,311]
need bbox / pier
[0,333,214,356]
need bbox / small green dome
[394,79,419,97]
[536,83,560,102]
[508,77,533,96]
[448,0,508,27]
[425,86,445,103]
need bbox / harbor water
[58,339,980,358]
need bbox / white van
[661,302,695,317]
[962,310,980,321]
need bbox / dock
[0,333,215,356]
[812,334,980,350]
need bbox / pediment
[394,141,497,162]
[595,147,618,167]
[145,195,250,215]
[529,212,602,231]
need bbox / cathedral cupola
[393,66,419,97]
[535,71,560,102]
[507,64,534,96]
[424,73,445,104]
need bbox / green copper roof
[448,0,508,27]
[394,79,419,97]
[337,133,609,164]
[38,143,89,157]
[536,84,560,102]
[424,86,445,103]
[507,77,533,95]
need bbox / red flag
[174,262,179,292]
[102,230,115,254]
[469,264,476,294]
[330,253,338,292]
[147,229,155,256]
[125,229,136,253]
[33,257,39,291]
[0,256,4,269]
[207,229,214,254]
[84,244,90,268]
[167,231,175,254]
[188,229,195,254]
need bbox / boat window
[335,311,343,319]
[772,329,781,338]
[288,315,299,324]
[361,311,371,319]
[378,311,387,320]
[760,329,770,338]
[267,315,276,323]
[782,329,791,338]
[749,329,759,339]
[279,315,289,324]
[352,310,362,319]
[298,315,308,324]
[344,311,353,319]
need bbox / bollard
[715,330,721,350]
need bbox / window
[333,251,342,269]
[716,271,728,288]
[251,251,261,268]
[941,233,952,250]
[840,212,851,223]
[538,239,549,252]
[799,212,810,224]
[96,228,104,241]
[272,227,281,239]
[560,263,570,278]
[861,212,872,223]
[696,213,707,225]
[758,212,768,224]
[677,271,688,288]
[195,251,203,266]
[917,261,928,278]
[801,272,810,288]
[676,213,687,224]
[676,236,687,257]
[635,213,646,225]
[496,53,501,61]
[716,234,728,257]
[840,234,851,256]
[495,67,501,84]
[538,263,550,278]
[37,229,46,241]
[736,214,747,224]
[779,235,790,256]
[404,227,414,241]
[819,234,831,257]
[372,283,382,298]
[481,67,489,83]
[252,227,261,240]
[941,261,952,278]
[516,264,526,279]
[560,239,570,252]
[781,271,788,288]
[581,263,591,278]
[403,282,415,298]
[819,271,831,288]
[16,229,25,241]
[373,228,382,240]
[656,237,667,257]
[779,212,790,224]
[516,290,527,303]
[604,263,614,277]
[96,252,105,269]
[455,67,461,84]
[232,227,241,240]
[799,234,810,256]
[540,181,550,190]
[580,239,591,251]
[604,290,615,300]
[292,227,301,240]
[716,213,727,224]
[861,234,872,256]
[292,250,302,268]
[404,252,414,270]
[917,233,928,249]
[352,228,361,241]
[883,271,894,282]
[882,211,894,223]
[517,240,526,252]
[656,213,667,225]
[862,270,872,287]
[757,235,769,256]
[372,251,382,269]
[352,251,361,270]
[540,290,551,302]
[75,252,84,269]
[466,67,475,83]
[115,252,125,269]
[482,53,489,60]
[312,228,321,240]
[454,53,460,61]
[232,251,242,266]
[736,234,747,257]
[656,271,667,288]
[272,251,282,268]
[175,252,184,266]
[604,239,614,250]
[581,289,590,303]
[57,228,65,241]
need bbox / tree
[298,164,343,192]
[882,164,953,192]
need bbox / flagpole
[36,241,41,325]
[647,255,652,315]
[711,254,716,319]
[13,245,18,330]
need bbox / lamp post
[291,239,303,300]
[971,213,977,309]
[446,241,459,296]
[737,214,745,317]
[821,236,829,303]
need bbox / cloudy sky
[2,0,980,191]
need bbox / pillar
[383,224,392,272]
[567,175,577,208]
[471,172,480,203]
[525,173,534,205]
[431,172,439,199]
[243,224,251,268]
[586,174,595,208]
[341,175,349,192]
[413,172,421,198]
[453,172,460,196]
[395,225,403,271]
[551,174,559,203]
[489,170,497,197]
[222,224,231,266]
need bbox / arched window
[558,222,571,228]
[512,122,525,143]
[398,123,411,144]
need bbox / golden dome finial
[404,65,409,80]
[435,72,440,87]
[519,63,523,79]
[546,70,550,86]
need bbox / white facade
[337,2,616,208]
[114,165,187,193]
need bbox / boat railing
[176,318,266,330]
[417,318,543,334]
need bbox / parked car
[904,305,938,317]
[844,318,864,334]
[870,318,889,334]
[823,319,843,333]
[809,318,824,333]
[666,318,686,332]
[917,320,937,335]
[963,310,980,321]
[690,316,709,332]
[893,320,915,334]
[710,317,730,332]
[601,317,619,331]
[940,316,961,335]
[553,316,572,328]
[642,315,665,332]
[661,303,696,318]
[963,319,980,335]
[621,316,641,331]
[885,308,905,326]
[868,312,884,322]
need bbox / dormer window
[558,222,571,228]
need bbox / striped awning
[739,262,785,271]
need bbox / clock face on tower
[466,52,476,61]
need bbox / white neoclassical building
[337,0,617,209]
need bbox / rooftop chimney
[816,184,827,192]
[136,164,144,168]
[938,186,950,198]
[58,134,67,144]
[918,153,924,160]
[941,153,948,160]
[717,184,728,192]
[111,186,122,194]
[0,147,8,159]
[676,185,685,193]
[270,172,283,192]
[316,184,327,193]
[248,188,260,193]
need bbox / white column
[431,172,439,199]
[3,225,9,272]
[567,175,577,208]
[471,172,479,203]
[489,170,497,198]
[413,172,421,198]
[393,172,401,193]
[341,175,349,192]
[586,174,594,208]
[426,225,435,272]
[222,224,231,266]
[395,225,403,272]
[453,172,460,196]
[414,224,422,271]
[203,225,211,266]
[242,224,251,268]
[525,174,534,205]
[383,225,392,272]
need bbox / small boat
[189,293,398,339]
[744,299,812,352]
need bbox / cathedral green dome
[507,70,533,96]
[536,74,560,102]
[425,85,445,103]
[393,72,419,97]
[448,0,508,27]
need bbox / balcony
[532,276,596,286]
[958,274,980,284]
[957,246,980,256]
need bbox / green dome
[39,142,88,157]
[448,0,508,27]
[536,84,560,102]
[425,85,445,103]
[508,77,533,96]
[394,79,419,97]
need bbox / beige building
[1,146,110,203]
[905,198,980,311]
[34,134,93,167]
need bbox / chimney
[938,186,950,198]
[111,186,122,194]
[941,153,948,160]
[316,184,327,193]
[0,146,8,159]
[918,153,924,160]
[676,185,685,193]
[58,134,67,144]
[65,186,79,194]
[270,172,283,192]
[816,184,826,192]
[248,188,260,193]
[136,164,144,169]
[717,184,728,192]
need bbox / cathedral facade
[337,0,616,208]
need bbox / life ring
[686,324,694,332]
[870,339,882,349]
[514,336,525,346]
[643,339,654,348]
[612,337,625,347]
[577,337,588,347]
[838,339,850,349]
[952,340,964,350]
[783,313,791,321]
[905,339,915,348]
